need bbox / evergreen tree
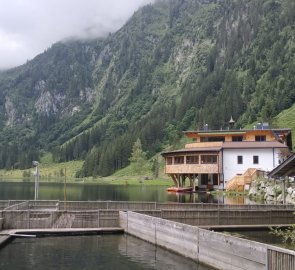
[129,139,147,176]
[152,157,159,179]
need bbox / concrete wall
[0,201,9,210]
[120,211,295,270]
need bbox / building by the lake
[162,122,292,191]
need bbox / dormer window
[255,135,266,141]
[200,136,225,142]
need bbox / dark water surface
[0,234,214,270]
[228,230,295,251]
[0,181,251,204]
[0,181,250,270]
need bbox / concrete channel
[0,200,294,270]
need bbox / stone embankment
[249,177,295,204]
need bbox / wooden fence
[267,246,295,270]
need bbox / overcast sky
[0,0,154,70]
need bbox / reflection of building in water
[168,191,221,204]
[167,192,199,203]
[224,196,245,205]
[118,235,213,270]
[168,190,260,205]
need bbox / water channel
[0,234,213,270]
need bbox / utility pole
[33,161,39,200]
[64,167,67,211]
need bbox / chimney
[229,116,235,130]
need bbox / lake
[0,181,253,204]
[0,181,219,270]
[0,181,282,270]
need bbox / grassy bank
[272,103,295,150]
[0,176,171,186]
[0,160,84,180]
[0,156,171,186]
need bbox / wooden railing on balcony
[226,168,262,192]
[165,163,219,174]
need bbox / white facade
[222,148,283,183]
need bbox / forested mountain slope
[0,0,294,176]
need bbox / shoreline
[0,177,171,186]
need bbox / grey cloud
[0,0,155,69]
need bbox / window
[237,156,243,164]
[201,136,225,142]
[166,157,173,165]
[186,156,199,164]
[201,155,217,164]
[253,156,259,164]
[201,174,209,185]
[255,135,266,141]
[213,174,219,185]
[174,156,184,164]
[232,136,243,142]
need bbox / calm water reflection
[0,235,214,270]
[0,181,230,203]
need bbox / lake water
[0,234,214,270]
[0,181,253,204]
[0,181,250,270]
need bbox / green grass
[0,159,84,180]
[272,103,295,150]
[0,153,171,186]
[243,103,295,150]
[88,177,171,186]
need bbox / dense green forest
[0,0,294,177]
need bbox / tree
[129,139,147,176]
[152,157,159,179]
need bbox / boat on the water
[167,186,193,193]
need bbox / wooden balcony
[165,164,219,174]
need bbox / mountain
[0,0,294,176]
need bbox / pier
[1,200,295,270]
